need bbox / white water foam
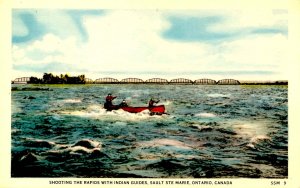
[25,138,56,146]
[62,99,82,103]
[11,103,22,113]
[68,146,101,154]
[137,138,192,150]
[191,124,213,131]
[247,135,271,149]
[195,112,217,118]
[112,121,128,126]
[49,139,102,154]
[11,128,20,133]
[232,122,268,138]
[207,93,230,98]
[160,100,172,106]
[61,104,165,121]
[135,150,201,161]
[230,121,271,149]
[77,139,102,148]
[52,114,63,120]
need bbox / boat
[105,104,165,114]
[121,105,165,114]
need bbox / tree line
[28,73,86,84]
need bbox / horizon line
[11,76,288,84]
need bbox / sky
[12,9,288,81]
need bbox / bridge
[12,77,30,84]
[86,77,235,84]
[217,79,240,85]
[169,78,193,84]
[94,77,119,84]
[85,78,94,83]
[145,78,168,84]
[194,78,217,85]
[13,76,284,85]
[120,78,144,84]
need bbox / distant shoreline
[11,74,288,85]
[11,80,288,85]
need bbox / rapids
[11,84,288,178]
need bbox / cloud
[12,9,104,44]
[67,10,104,42]
[11,9,288,80]
[162,11,287,43]
[12,33,86,77]
[13,62,88,73]
[251,27,287,35]
[12,12,45,43]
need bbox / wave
[160,100,172,106]
[60,105,165,121]
[52,114,63,120]
[190,124,213,131]
[195,112,217,118]
[23,138,56,149]
[231,121,269,138]
[67,146,101,155]
[137,138,192,150]
[12,139,104,170]
[11,128,20,133]
[207,93,230,98]
[229,121,272,149]
[48,139,102,155]
[247,135,271,149]
[73,139,102,149]
[61,99,82,103]
[19,152,40,163]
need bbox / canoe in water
[104,102,165,114]
[120,105,165,114]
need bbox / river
[11,84,288,178]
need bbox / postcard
[1,0,300,188]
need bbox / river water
[11,84,288,178]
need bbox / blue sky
[12,9,288,80]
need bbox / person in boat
[104,93,117,109]
[119,99,128,107]
[148,98,160,107]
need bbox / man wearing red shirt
[104,93,117,110]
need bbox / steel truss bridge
[12,77,241,85]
